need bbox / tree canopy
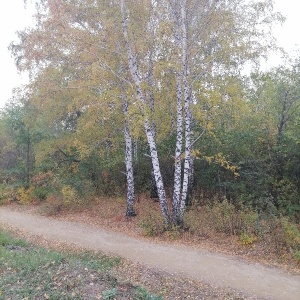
[1,0,298,224]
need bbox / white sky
[0,0,299,108]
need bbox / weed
[38,195,63,216]
[0,231,28,247]
[70,251,121,272]
[102,287,117,299]
[139,214,164,237]
[294,251,300,263]
[281,218,300,251]
[239,233,257,246]
[134,286,163,300]
[164,225,182,240]
[184,199,259,238]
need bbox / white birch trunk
[122,93,136,217]
[124,121,136,216]
[169,0,190,225]
[172,75,184,224]
[169,0,191,225]
[187,154,195,206]
[180,0,192,216]
[147,32,158,199]
[144,119,170,223]
[117,35,136,217]
[120,0,170,224]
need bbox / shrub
[258,216,300,256]
[0,185,17,205]
[207,199,259,235]
[16,186,35,204]
[39,195,63,216]
[30,186,51,201]
[139,214,164,237]
[183,198,260,241]
[61,185,78,206]
[281,218,300,251]
[294,251,300,263]
[239,233,257,245]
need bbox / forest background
[0,0,299,260]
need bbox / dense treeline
[0,0,299,225]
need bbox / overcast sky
[0,0,299,108]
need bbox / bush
[239,233,257,245]
[207,199,259,235]
[184,198,259,239]
[139,214,164,237]
[39,195,63,216]
[281,218,300,251]
[294,251,300,263]
[0,185,17,205]
[16,186,35,204]
[30,186,51,201]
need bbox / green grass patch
[0,228,162,299]
[134,286,163,300]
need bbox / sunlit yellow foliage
[16,186,35,204]
[196,152,240,177]
[61,185,78,206]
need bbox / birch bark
[172,75,184,224]
[170,1,181,222]
[120,0,171,224]
[122,93,136,217]
[170,0,191,225]
[179,0,192,216]
[148,20,159,200]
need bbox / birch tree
[14,0,282,225]
[118,0,282,225]
[12,0,139,216]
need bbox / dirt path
[1,207,300,300]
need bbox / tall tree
[12,0,139,216]
[12,0,282,225]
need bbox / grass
[0,229,162,300]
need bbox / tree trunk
[122,94,136,217]
[180,0,191,218]
[145,119,171,223]
[25,128,30,188]
[172,76,184,224]
[169,0,192,226]
[121,0,170,224]
[148,50,159,200]
[186,154,195,206]
[124,120,136,217]
[150,168,159,199]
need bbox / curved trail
[1,207,300,300]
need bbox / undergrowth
[137,197,300,264]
